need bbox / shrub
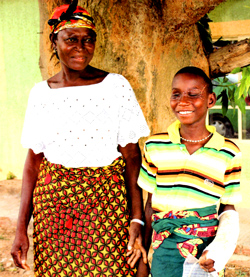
[6,172,16,180]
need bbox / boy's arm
[143,193,153,252]
[137,192,153,276]
[200,148,241,273]
[199,204,239,273]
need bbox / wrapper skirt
[33,157,136,277]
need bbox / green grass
[0,235,9,240]
[235,269,247,276]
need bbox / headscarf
[48,0,96,34]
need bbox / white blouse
[21,73,150,167]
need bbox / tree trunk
[39,0,225,134]
[209,39,250,78]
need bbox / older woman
[11,1,149,276]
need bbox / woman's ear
[207,92,216,108]
[50,33,57,49]
[49,33,59,60]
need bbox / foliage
[235,270,247,277]
[212,66,250,116]
[197,15,249,117]
[6,171,16,180]
[196,15,213,54]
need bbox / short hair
[174,66,213,93]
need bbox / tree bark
[209,39,250,78]
[39,0,225,134]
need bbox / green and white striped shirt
[138,120,242,212]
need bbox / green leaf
[228,87,236,108]
[221,92,229,116]
[234,86,240,99]
[230,67,242,74]
[216,94,222,101]
[235,96,246,114]
[213,86,226,96]
[211,66,247,115]
[244,75,250,97]
[239,79,246,98]
[242,66,248,76]
[223,76,228,83]
[222,105,227,116]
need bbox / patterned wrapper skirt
[33,157,136,277]
[150,205,224,277]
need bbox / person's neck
[61,66,92,84]
[179,123,210,141]
[179,123,211,155]
[48,66,108,89]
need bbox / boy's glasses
[170,84,208,102]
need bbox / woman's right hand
[11,149,43,270]
[11,231,30,270]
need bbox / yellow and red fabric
[49,4,96,34]
[33,157,136,276]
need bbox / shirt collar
[167,120,224,151]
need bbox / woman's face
[53,28,96,72]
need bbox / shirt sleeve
[220,151,242,205]
[137,144,157,193]
[116,75,150,147]
[21,83,45,154]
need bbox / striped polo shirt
[138,120,242,212]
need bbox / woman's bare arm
[118,143,147,267]
[11,149,44,269]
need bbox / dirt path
[0,180,33,276]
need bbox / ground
[0,179,249,276]
[0,180,33,276]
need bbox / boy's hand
[199,250,216,273]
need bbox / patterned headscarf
[48,0,96,34]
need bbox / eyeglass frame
[170,84,208,102]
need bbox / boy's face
[170,73,216,126]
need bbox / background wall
[1,0,250,180]
[209,0,250,40]
[0,0,42,180]
[209,0,250,21]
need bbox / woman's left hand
[126,222,147,268]
[118,143,147,267]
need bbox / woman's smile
[71,55,86,61]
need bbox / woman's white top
[21,73,150,167]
